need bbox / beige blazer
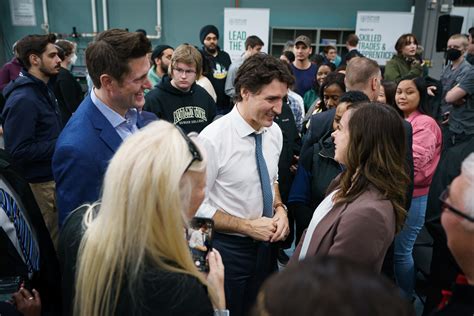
[291,186,396,272]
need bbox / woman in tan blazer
[292,102,410,272]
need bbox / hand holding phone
[206,249,226,310]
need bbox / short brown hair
[323,45,336,54]
[245,35,264,50]
[234,53,294,102]
[16,34,57,69]
[86,29,151,89]
[55,39,76,60]
[253,256,415,316]
[346,34,359,46]
[394,34,418,55]
[169,44,202,77]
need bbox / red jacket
[0,57,22,91]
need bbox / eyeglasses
[176,127,203,172]
[173,67,196,76]
[439,186,474,222]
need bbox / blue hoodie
[2,70,63,182]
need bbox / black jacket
[144,75,216,133]
[0,149,61,315]
[301,108,336,156]
[423,137,474,313]
[202,47,232,111]
[288,129,343,244]
[54,67,84,124]
[274,101,301,248]
[341,49,364,66]
[431,276,474,316]
[2,71,62,182]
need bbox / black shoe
[277,248,289,265]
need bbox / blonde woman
[70,121,225,315]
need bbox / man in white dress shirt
[197,53,293,316]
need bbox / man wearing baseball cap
[147,44,174,89]
[291,35,317,98]
[199,24,232,115]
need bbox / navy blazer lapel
[86,101,123,153]
[306,202,348,255]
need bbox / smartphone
[187,217,214,272]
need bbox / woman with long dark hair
[292,103,410,272]
[394,77,442,300]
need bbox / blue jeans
[394,195,427,300]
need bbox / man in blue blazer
[53,29,154,227]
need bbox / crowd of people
[0,23,473,316]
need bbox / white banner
[356,11,414,66]
[224,8,270,63]
[10,0,37,26]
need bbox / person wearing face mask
[54,39,84,124]
[384,34,424,83]
[439,34,472,129]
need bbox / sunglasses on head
[176,127,203,172]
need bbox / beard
[205,45,217,54]
[159,63,169,74]
[39,64,60,77]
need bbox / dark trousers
[213,232,277,316]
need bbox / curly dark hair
[233,53,294,102]
[312,62,336,92]
[319,72,346,112]
[334,102,409,233]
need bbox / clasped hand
[246,209,289,242]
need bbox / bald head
[345,57,381,101]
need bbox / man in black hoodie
[145,44,216,133]
[200,24,232,115]
[2,34,63,245]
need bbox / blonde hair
[74,121,212,316]
[169,44,202,77]
[449,34,469,49]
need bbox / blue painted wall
[0,0,411,64]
